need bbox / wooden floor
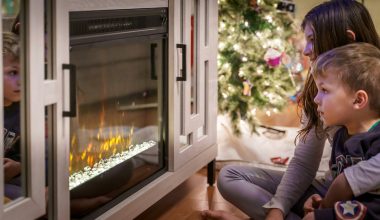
[135,167,249,220]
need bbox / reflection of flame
[69,126,134,175]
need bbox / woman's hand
[265,208,284,220]
[303,194,322,215]
[4,158,21,182]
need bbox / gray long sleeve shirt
[263,119,380,215]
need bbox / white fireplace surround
[64,1,218,219]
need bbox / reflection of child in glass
[3,31,21,200]
[303,43,380,220]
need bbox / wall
[364,0,380,33]
[293,0,380,32]
[293,0,323,21]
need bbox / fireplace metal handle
[62,64,77,117]
[176,44,187,81]
[150,43,158,80]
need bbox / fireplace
[68,8,168,218]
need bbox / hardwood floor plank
[135,168,248,220]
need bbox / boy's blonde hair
[311,42,380,112]
[3,32,19,59]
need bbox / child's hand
[302,211,315,220]
[303,194,322,215]
[4,158,21,182]
[265,208,284,220]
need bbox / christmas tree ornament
[281,52,292,67]
[250,0,257,7]
[264,48,282,68]
[250,0,261,12]
[290,54,304,74]
[243,80,253,96]
[276,0,295,13]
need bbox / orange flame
[69,126,134,175]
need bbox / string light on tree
[218,0,299,135]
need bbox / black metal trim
[70,8,168,46]
[176,44,187,81]
[150,43,158,80]
[62,64,77,117]
[161,36,169,171]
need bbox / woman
[202,1,380,219]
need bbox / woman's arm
[263,125,327,215]
[4,158,21,182]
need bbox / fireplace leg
[207,159,216,186]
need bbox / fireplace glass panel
[190,0,198,115]
[2,0,25,205]
[69,15,167,216]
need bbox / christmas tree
[218,0,299,135]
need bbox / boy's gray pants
[217,165,329,220]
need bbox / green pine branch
[218,0,297,135]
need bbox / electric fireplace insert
[68,8,168,218]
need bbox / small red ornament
[250,0,260,12]
[270,156,289,165]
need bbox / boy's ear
[353,90,368,109]
[346,30,356,42]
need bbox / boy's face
[313,68,356,127]
[3,53,20,106]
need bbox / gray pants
[217,165,329,220]
[5,175,22,200]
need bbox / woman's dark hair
[297,0,380,141]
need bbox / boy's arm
[4,158,21,182]
[320,172,353,208]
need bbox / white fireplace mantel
[0,1,218,219]
[68,0,168,11]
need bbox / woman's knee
[217,165,257,195]
[217,165,243,196]
[217,165,283,198]
[218,165,247,180]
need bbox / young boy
[304,43,380,220]
[3,31,22,199]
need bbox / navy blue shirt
[329,123,380,219]
[331,123,380,177]
[4,103,20,161]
